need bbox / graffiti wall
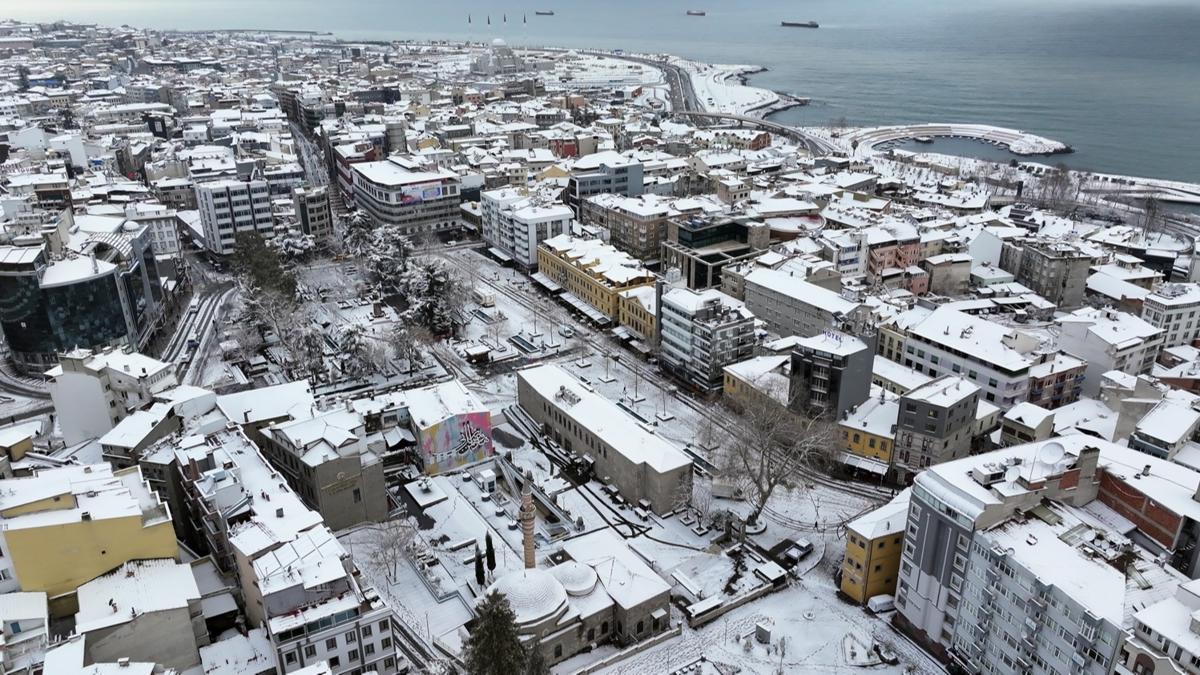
[419,411,493,474]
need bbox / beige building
[517,365,692,514]
[536,235,656,324]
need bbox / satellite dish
[1004,466,1020,483]
[1039,441,1066,465]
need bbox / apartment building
[1025,351,1087,410]
[1056,307,1163,396]
[903,306,1037,407]
[563,151,643,217]
[895,436,1200,672]
[480,187,572,269]
[581,193,673,261]
[1007,239,1095,309]
[658,287,755,391]
[351,157,461,236]
[259,407,388,531]
[789,331,872,417]
[0,464,176,616]
[195,178,274,255]
[661,215,770,290]
[47,347,178,445]
[891,375,979,481]
[174,429,406,674]
[744,267,862,338]
[292,185,334,239]
[1142,283,1200,348]
[840,491,909,604]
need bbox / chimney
[520,483,535,569]
[275,507,284,518]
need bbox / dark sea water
[8,0,1200,182]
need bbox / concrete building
[723,355,791,410]
[920,253,972,297]
[581,193,673,262]
[195,179,274,255]
[658,288,755,391]
[0,464,177,616]
[840,490,909,604]
[351,157,461,235]
[894,436,1200,670]
[260,407,388,531]
[47,348,177,446]
[744,268,861,338]
[1142,283,1200,348]
[1025,351,1086,409]
[1006,238,1095,309]
[1056,307,1163,396]
[517,365,692,514]
[292,186,334,239]
[998,401,1055,447]
[661,216,770,290]
[0,592,48,674]
[903,306,1037,407]
[892,375,979,481]
[563,152,643,217]
[789,331,872,417]
[74,559,207,673]
[838,390,900,476]
[480,187,572,269]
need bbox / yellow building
[722,355,791,411]
[840,490,910,604]
[537,234,655,322]
[618,286,657,341]
[0,464,177,616]
[838,393,899,466]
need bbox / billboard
[400,182,444,206]
[420,411,493,474]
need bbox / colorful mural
[419,411,493,474]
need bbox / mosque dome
[485,569,568,627]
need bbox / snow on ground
[672,59,779,116]
[545,52,667,90]
[0,393,48,422]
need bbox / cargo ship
[781,21,819,28]
[686,10,707,16]
[535,10,554,16]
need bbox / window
[329,657,340,668]
[349,649,359,661]
[362,625,373,637]
[305,645,316,658]
[285,653,297,665]
[346,631,356,643]
[364,643,376,656]
[326,638,337,650]
[554,644,563,658]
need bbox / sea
[7,0,1200,183]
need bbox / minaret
[520,483,535,569]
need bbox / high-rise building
[292,185,333,239]
[194,179,274,255]
[788,331,872,417]
[891,375,979,481]
[658,287,756,391]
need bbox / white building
[742,267,861,338]
[351,157,460,236]
[481,187,572,269]
[1056,307,1163,396]
[1142,282,1200,348]
[292,186,334,239]
[659,287,756,391]
[195,179,274,255]
[903,306,1038,407]
[47,348,177,446]
[0,592,48,675]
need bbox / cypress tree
[465,591,526,675]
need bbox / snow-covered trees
[464,591,526,675]
[342,211,374,258]
[270,228,317,262]
[389,324,433,368]
[366,222,415,288]
[721,390,837,526]
[393,260,469,336]
[231,231,296,299]
[367,517,417,583]
[338,324,391,377]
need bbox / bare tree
[1141,196,1163,238]
[367,516,418,583]
[390,324,434,369]
[720,390,837,526]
